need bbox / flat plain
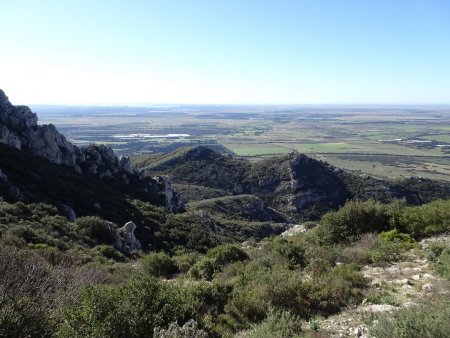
[33,105,450,181]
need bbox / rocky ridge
[0,89,183,213]
[0,89,131,174]
[138,146,450,221]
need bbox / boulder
[119,155,133,174]
[0,125,21,150]
[422,283,433,294]
[119,221,142,253]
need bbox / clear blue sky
[1,0,449,104]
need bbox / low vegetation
[370,297,450,338]
[1,196,448,337]
[135,147,450,221]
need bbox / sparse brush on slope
[136,146,450,221]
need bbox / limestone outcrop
[113,221,142,253]
[0,89,140,176]
[0,89,184,212]
[153,176,184,212]
[0,89,77,165]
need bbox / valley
[3,1,449,337]
[1,90,449,338]
[33,104,450,182]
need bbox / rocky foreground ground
[314,235,449,337]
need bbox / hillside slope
[0,89,184,219]
[136,146,450,220]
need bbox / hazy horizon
[1,1,450,105]
[28,103,450,108]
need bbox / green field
[422,134,450,143]
[222,143,289,156]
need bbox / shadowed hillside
[136,146,450,221]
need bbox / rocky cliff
[0,89,183,213]
[0,89,130,173]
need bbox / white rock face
[0,89,77,165]
[282,224,307,237]
[119,221,142,253]
[153,176,184,212]
[0,89,140,175]
[0,89,185,213]
[422,283,433,294]
[0,125,21,150]
[119,156,133,174]
[25,124,78,166]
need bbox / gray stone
[119,221,142,253]
[422,283,433,294]
[154,176,184,212]
[0,125,21,149]
[60,204,77,221]
[282,224,307,237]
[363,304,395,313]
[119,156,133,174]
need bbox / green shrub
[96,245,126,261]
[304,243,342,268]
[40,215,70,234]
[141,252,178,277]
[426,241,447,261]
[238,309,303,338]
[302,264,367,316]
[366,230,415,264]
[398,199,450,236]
[206,244,249,266]
[8,224,44,244]
[365,291,399,307]
[339,230,415,266]
[189,257,216,280]
[370,297,450,338]
[190,244,248,280]
[270,237,306,268]
[426,242,450,280]
[225,265,304,324]
[58,275,200,338]
[0,201,32,218]
[172,251,202,273]
[75,216,116,244]
[317,200,395,244]
[0,297,54,338]
[435,248,450,280]
[339,233,379,265]
[379,229,415,246]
